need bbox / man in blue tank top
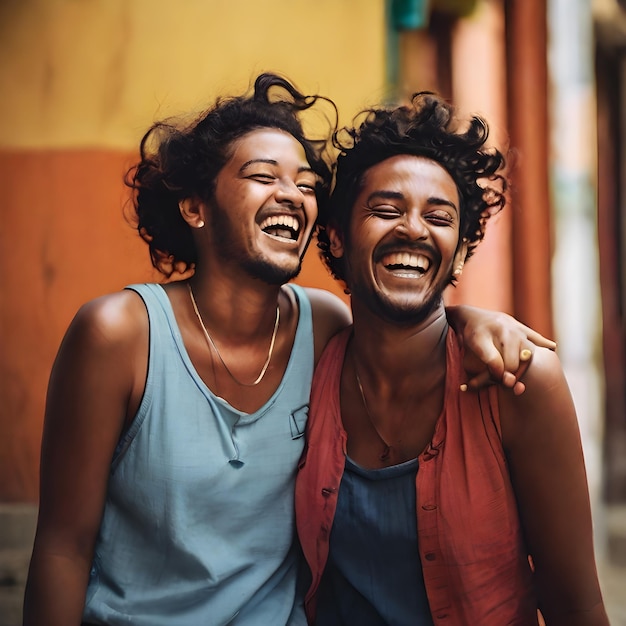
[23,73,553,625]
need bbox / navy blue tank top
[316,456,433,625]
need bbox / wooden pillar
[596,47,626,503]
[505,0,554,337]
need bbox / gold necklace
[353,358,394,462]
[187,284,280,387]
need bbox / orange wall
[448,1,513,313]
[0,148,345,502]
[1,151,150,499]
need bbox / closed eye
[247,173,275,184]
[297,182,317,194]
[369,204,402,219]
[425,210,455,226]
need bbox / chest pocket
[290,404,309,439]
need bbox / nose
[396,210,427,240]
[275,179,305,209]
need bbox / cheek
[352,221,389,252]
[215,182,247,210]
[438,228,461,250]
[304,196,318,220]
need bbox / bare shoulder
[51,289,150,416]
[498,346,577,452]
[304,287,351,328]
[520,345,566,386]
[303,287,352,363]
[69,289,148,345]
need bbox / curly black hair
[318,92,507,284]
[125,73,337,274]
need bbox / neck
[343,303,449,467]
[350,303,449,385]
[188,269,284,341]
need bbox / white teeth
[382,253,430,272]
[259,214,300,233]
[416,255,429,271]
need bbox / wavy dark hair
[318,92,507,283]
[125,73,337,274]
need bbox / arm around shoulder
[23,290,149,626]
[304,287,351,365]
[499,348,609,625]
[447,305,556,393]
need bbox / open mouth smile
[259,214,301,242]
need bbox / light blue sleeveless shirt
[83,283,313,626]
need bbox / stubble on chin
[371,289,445,326]
[245,257,303,286]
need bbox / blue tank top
[316,456,433,625]
[83,283,313,626]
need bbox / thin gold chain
[353,358,394,462]
[187,284,280,387]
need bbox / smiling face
[203,128,319,285]
[330,154,467,324]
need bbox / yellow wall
[0,0,387,149]
[0,0,387,501]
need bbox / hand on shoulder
[498,345,575,442]
[502,346,566,402]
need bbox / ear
[179,198,206,229]
[452,237,469,278]
[327,224,345,259]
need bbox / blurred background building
[0,0,625,623]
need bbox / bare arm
[446,305,556,394]
[23,291,148,626]
[499,349,608,625]
[305,288,352,364]
[308,298,554,391]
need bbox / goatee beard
[373,291,444,326]
[244,258,302,286]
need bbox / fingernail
[520,349,532,361]
[460,384,468,392]
[503,372,516,385]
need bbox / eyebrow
[367,190,458,213]
[240,159,315,175]
[366,190,404,203]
